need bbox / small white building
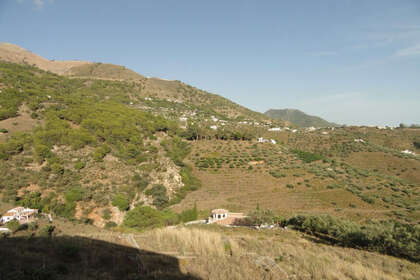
[210,125,218,130]
[268,127,282,132]
[270,139,277,144]
[354,139,365,143]
[257,137,265,143]
[401,150,416,156]
[207,209,245,225]
[0,207,38,224]
[209,209,228,222]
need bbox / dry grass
[135,225,420,280]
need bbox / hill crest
[265,108,338,127]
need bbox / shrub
[180,203,198,223]
[6,219,21,233]
[74,161,86,170]
[145,184,168,209]
[0,128,8,133]
[39,225,55,237]
[19,191,42,209]
[112,193,130,211]
[65,187,85,203]
[102,208,111,220]
[291,149,323,163]
[105,221,117,229]
[123,206,168,229]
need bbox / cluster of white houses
[0,207,38,224]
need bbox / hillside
[0,46,419,277]
[0,43,275,125]
[1,217,419,280]
[265,108,338,127]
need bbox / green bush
[180,203,198,223]
[65,187,85,203]
[102,208,111,220]
[39,225,55,237]
[112,193,130,211]
[291,149,323,163]
[74,161,86,170]
[123,206,176,229]
[145,184,168,209]
[105,221,117,229]
[6,219,21,233]
[19,191,42,209]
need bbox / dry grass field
[135,225,420,280]
[3,218,418,280]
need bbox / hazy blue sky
[1,0,419,126]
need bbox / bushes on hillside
[291,149,323,163]
[123,206,178,230]
[145,185,168,209]
[179,203,198,223]
[65,188,85,203]
[282,214,420,262]
[112,193,130,211]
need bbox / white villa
[401,150,416,156]
[258,137,277,144]
[0,207,38,224]
[207,209,245,226]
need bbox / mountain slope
[265,108,338,127]
[0,43,275,124]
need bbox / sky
[0,0,419,126]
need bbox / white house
[257,137,265,143]
[268,127,282,132]
[0,207,38,224]
[210,125,218,130]
[401,150,416,156]
[207,209,245,226]
[270,139,277,144]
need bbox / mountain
[0,43,275,124]
[265,108,338,127]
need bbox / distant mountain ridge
[265,108,338,127]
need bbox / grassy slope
[2,218,419,280]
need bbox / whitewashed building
[0,207,38,224]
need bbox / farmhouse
[0,207,38,224]
[207,209,245,226]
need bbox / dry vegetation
[136,225,420,280]
[2,217,418,280]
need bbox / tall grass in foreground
[136,226,420,280]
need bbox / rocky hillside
[265,108,338,127]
